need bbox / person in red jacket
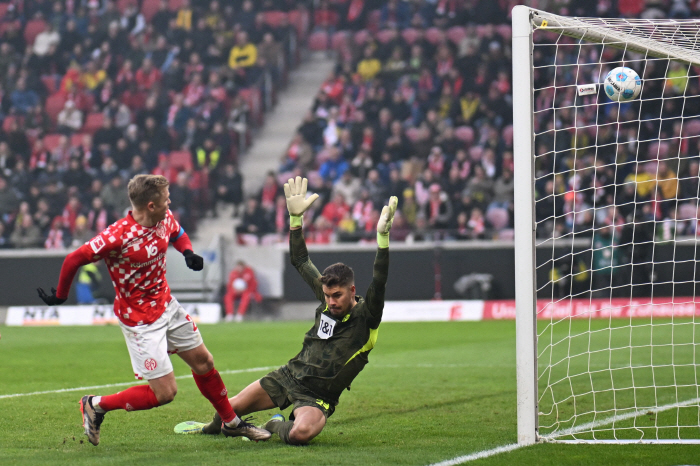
[223,260,262,322]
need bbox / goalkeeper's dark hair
[319,263,354,288]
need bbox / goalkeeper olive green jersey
[286,228,389,404]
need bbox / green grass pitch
[1,320,699,465]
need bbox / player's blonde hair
[128,174,169,208]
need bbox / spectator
[10,78,40,114]
[319,147,349,183]
[57,100,83,135]
[228,31,258,71]
[0,176,19,222]
[10,215,42,248]
[223,260,263,322]
[216,163,244,217]
[236,197,271,241]
[45,216,71,249]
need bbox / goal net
[512,6,700,444]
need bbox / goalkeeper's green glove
[283,176,319,228]
[376,196,398,248]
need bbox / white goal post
[513,5,700,444]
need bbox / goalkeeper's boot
[264,413,285,431]
[221,416,272,441]
[201,412,223,435]
[79,395,105,446]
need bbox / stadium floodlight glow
[513,5,700,444]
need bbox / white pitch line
[0,363,487,400]
[427,443,523,466]
[427,397,700,465]
[0,366,277,400]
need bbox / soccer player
[37,174,270,446]
[176,176,397,445]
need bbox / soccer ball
[603,67,642,102]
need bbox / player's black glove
[183,249,204,271]
[37,287,67,306]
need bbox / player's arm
[37,243,98,305]
[170,225,203,271]
[365,196,398,323]
[284,176,325,300]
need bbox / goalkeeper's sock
[192,368,236,424]
[98,385,160,412]
[266,420,305,445]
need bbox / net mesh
[530,12,700,442]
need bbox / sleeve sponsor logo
[90,236,106,253]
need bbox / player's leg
[265,406,326,445]
[201,380,277,436]
[238,291,252,318]
[169,298,270,441]
[80,315,173,446]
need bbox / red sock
[98,385,160,412]
[192,368,235,423]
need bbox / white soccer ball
[603,67,642,102]
[233,278,247,292]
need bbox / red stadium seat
[141,0,161,22]
[308,30,328,51]
[117,0,137,13]
[82,112,104,135]
[496,24,512,40]
[2,115,21,132]
[263,11,287,28]
[425,27,445,45]
[45,92,67,124]
[401,28,420,45]
[287,9,309,39]
[170,150,193,172]
[446,26,466,45]
[455,126,475,145]
[70,133,87,148]
[331,31,349,51]
[24,19,47,46]
[74,91,95,112]
[168,0,184,11]
[353,29,370,47]
[0,3,10,19]
[43,133,62,152]
[376,29,397,44]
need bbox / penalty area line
[0,366,277,400]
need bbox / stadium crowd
[0,0,306,248]
[233,0,700,246]
[2,0,700,249]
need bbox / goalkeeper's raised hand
[284,176,319,228]
[376,196,398,248]
[37,287,67,306]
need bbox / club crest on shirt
[156,223,167,239]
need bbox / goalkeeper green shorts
[260,366,336,419]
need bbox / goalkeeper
[178,177,397,445]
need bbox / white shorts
[120,297,204,380]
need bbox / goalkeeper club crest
[156,223,167,239]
